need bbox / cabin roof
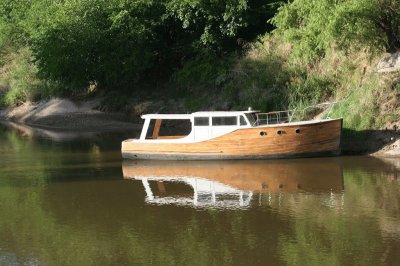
[192,110,257,116]
[141,114,192,119]
[141,110,257,119]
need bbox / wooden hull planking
[121,119,342,160]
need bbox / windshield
[245,113,257,127]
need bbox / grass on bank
[0,47,44,106]
[0,47,81,108]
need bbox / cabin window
[240,116,247,126]
[212,116,237,126]
[145,119,157,139]
[245,113,257,126]
[145,119,191,139]
[194,117,209,126]
[295,128,301,134]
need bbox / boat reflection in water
[122,158,344,209]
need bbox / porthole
[295,128,301,134]
[259,131,267,136]
[277,130,286,135]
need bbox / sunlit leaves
[0,0,278,95]
[165,0,274,50]
[24,0,164,90]
[272,0,400,63]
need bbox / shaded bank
[0,98,140,132]
[342,129,400,157]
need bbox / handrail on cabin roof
[141,110,259,119]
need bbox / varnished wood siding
[122,119,342,159]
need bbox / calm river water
[0,123,399,265]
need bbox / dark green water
[0,123,399,265]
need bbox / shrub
[0,48,42,105]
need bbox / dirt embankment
[342,130,400,157]
[0,98,140,132]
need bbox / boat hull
[122,119,342,160]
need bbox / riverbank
[0,97,398,157]
[0,98,140,132]
[341,129,400,157]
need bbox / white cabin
[135,110,260,143]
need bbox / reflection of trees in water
[0,122,134,152]
[278,157,400,265]
[0,125,123,182]
[0,127,128,264]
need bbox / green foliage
[330,82,381,130]
[0,0,280,98]
[166,0,278,51]
[219,39,289,110]
[271,0,334,62]
[172,50,236,110]
[0,47,67,106]
[173,50,234,89]
[25,0,164,90]
[319,51,385,130]
[0,0,31,49]
[271,0,400,63]
[184,96,204,112]
[327,0,400,53]
[173,36,291,111]
[166,0,248,47]
[288,74,335,107]
[0,48,41,105]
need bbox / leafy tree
[24,0,165,91]
[330,0,400,53]
[0,0,32,55]
[165,0,279,52]
[271,0,335,61]
[22,0,280,92]
[1,0,280,98]
[272,0,400,62]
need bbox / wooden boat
[121,109,342,160]
[122,159,344,208]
